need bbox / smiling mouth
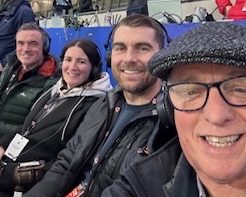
[204,135,241,148]
[122,70,141,74]
[67,72,79,77]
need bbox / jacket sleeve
[24,97,108,197]
[215,0,232,14]
[0,132,17,150]
[17,4,35,25]
[101,169,138,197]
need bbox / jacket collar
[17,56,57,80]
[104,87,161,133]
[163,154,199,197]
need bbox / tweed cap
[149,22,246,80]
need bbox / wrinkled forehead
[168,63,246,83]
[16,30,43,40]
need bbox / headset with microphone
[103,17,174,128]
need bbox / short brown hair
[112,14,165,48]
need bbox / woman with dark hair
[0,39,112,197]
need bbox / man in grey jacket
[24,14,176,197]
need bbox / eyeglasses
[166,76,246,111]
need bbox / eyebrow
[226,70,246,77]
[17,40,38,44]
[64,56,88,61]
[112,41,153,48]
[168,70,246,84]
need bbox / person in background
[127,0,148,16]
[53,0,72,15]
[102,22,246,197]
[77,0,93,13]
[0,22,59,145]
[24,14,176,197]
[0,38,112,197]
[216,0,246,20]
[0,0,35,67]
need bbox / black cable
[163,11,182,23]
[181,14,202,23]
[162,12,178,23]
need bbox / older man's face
[169,63,246,191]
[16,30,44,72]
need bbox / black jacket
[0,56,58,140]
[101,137,201,197]
[0,73,112,196]
[25,87,176,197]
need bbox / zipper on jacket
[84,123,146,196]
[83,130,125,196]
[112,128,144,178]
[23,121,36,136]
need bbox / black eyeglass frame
[165,75,246,112]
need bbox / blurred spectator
[216,0,246,20]
[127,0,148,16]
[78,0,93,13]
[0,0,35,65]
[53,0,72,15]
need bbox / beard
[113,64,158,95]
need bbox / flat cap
[149,22,246,80]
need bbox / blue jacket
[0,0,35,62]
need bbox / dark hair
[112,14,165,48]
[60,39,102,82]
[17,22,51,56]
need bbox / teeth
[68,73,79,76]
[205,135,240,148]
[123,70,140,74]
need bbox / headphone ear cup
[156,92,174,128]
[89,63,101,81]
[43,35,51,56]
[164,93,174,127]
[106,51,111,68]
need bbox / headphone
[103,18,172,68]
[42,30,51,56]
[156,86,175,128]
[104,28,114,68]
[88,43,102,82]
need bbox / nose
[67,60,78,70]
[22,43,30,52]
[203,88,235,125]
[123,48,137,63]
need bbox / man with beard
[24,14,176,197]
[0,0,35,66]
